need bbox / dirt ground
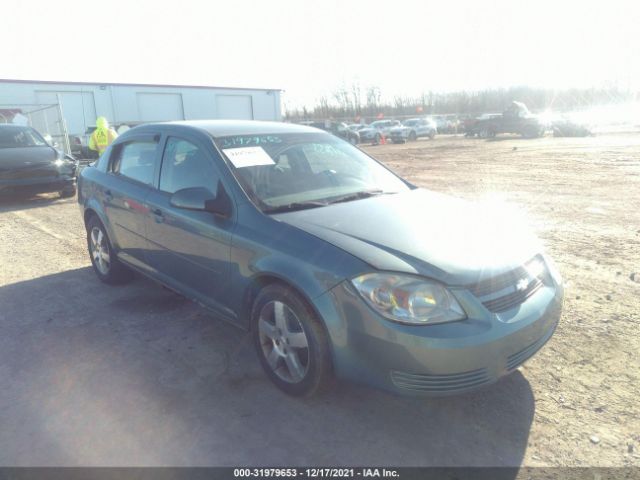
[369,133,640,466]
[0,132,638,467]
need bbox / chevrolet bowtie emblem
[516,278,530,291]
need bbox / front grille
[467,256,546,313]
[482,280,543,312]
[391,368,491,393]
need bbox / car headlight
[54,153,78,173]
[351,273,466,325]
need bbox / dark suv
[301,121,360,144]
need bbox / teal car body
[78,120,563,396]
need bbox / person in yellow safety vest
[88,116,118,155]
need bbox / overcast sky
[3,0,639,108]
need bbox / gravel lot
[0,132,638,467]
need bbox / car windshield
[217,132,410,213]
[0,127,47,148]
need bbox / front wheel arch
[251,282,334,395]
[243,274,326,333]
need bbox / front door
[144,135,235,314]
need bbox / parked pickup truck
[468,102,546,139]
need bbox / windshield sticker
[223,146,275,168]
[220,135,283,148]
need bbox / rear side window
[159,137,219,194]
[111,139,158,185]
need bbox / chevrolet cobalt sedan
[78,120,563,396]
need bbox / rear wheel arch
[84,208,98,227]
[83,207,119,253]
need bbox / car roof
[133,120,320,138]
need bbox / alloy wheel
[90,226,111,275]
[258,300,310,383]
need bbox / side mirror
[170,182,232,218]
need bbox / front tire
[59,185,77,198]
[86,216,132,285]
[252,284,333,397]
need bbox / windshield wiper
[326,189,387,205]
[264,201,328,214]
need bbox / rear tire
[252,284,333,397]
[86,216,132,285]
[479,127,495,139]
[522,125,542,139]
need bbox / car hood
[391,126,411,133]
[0,146,57,170]
[274,189,542,285]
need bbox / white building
[0,79,282,136]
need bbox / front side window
[160,137,218,194]
[217,132,410,212]
[111,139,158,185]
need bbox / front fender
[227,203,369,327]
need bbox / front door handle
[151,207,164,223]
[104,189,113,201]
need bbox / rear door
[103,135,160,267]
[144,133,235,314]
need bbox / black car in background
[301,121,360,144]
[0,125,79,198]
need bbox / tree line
[284,85,637,122]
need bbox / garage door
[137,93,184,122]
[216,95,253,120]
